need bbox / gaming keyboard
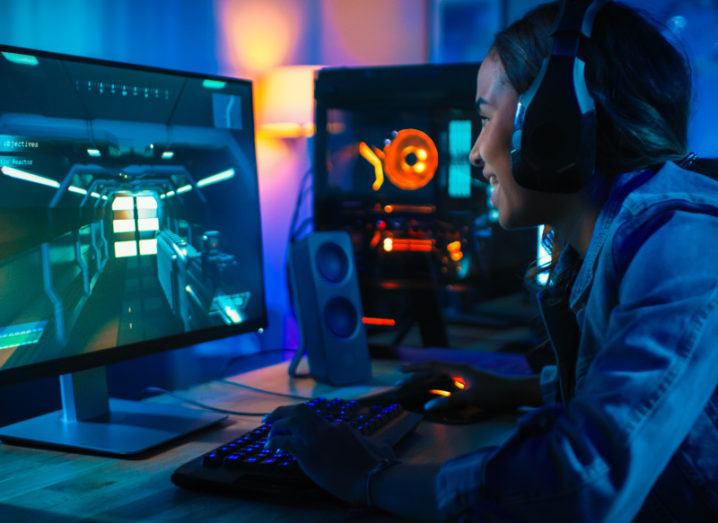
[171,397,422,502]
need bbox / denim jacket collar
[568,168,655,312]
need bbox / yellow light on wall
[218,0,300,75]
[257,65,319,138]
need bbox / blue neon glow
[2,52,39,66]
[537,225,551,286]
[203,79,226,90]
[87,148,101,157]
[197,168,235,188]
[68,186,88,195]
[448,120,472,198]
[161,151,174,160]
[1,166,60,188]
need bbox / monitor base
[0,398,226,457]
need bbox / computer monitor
[0,45,266,455]
[313,64,537,349]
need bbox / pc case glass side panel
[313,68,538,349]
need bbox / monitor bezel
[0,44,268,386]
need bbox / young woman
[266,2,718,521]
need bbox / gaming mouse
[367,373,490,425]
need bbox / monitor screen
[0,47,265,380]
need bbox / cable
[142,386,267,417]
[288,167,314,241]
[218,379,314,400]
[290,217,314,242]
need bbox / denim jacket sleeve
[436,208,718,522]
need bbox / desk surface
[0,360,517,522]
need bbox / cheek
[496,175,543,226]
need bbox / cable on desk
[218,379,314,400]
[143,386,268,417]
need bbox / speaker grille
[324,296,358,338]
[316,241,349,283]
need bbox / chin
[498,209,537,230]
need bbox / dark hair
[490,2,694,295]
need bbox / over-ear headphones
[511,0,610,193]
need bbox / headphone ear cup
[511,0,604,193]
[513,56,596,193]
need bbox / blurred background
[1,0,716,421]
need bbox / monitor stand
[0,367,226,457]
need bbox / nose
[469,136,486,179]
[469,136,481,167]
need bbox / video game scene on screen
[0,52,263,371]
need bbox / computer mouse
[365,373,490,425]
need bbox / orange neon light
[381,204,435,214]
[452,376,467,390]
[369,230,381,248]
[359,141,385,191]
[383,237,394,252]
[386,239,434,252]
[429,389,452,397]
[447,241,462,252]
[384,129,439,190]
[362,317,397,327]
[359,128,439,192]
[450,251,464,262]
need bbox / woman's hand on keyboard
[264,403,386,504]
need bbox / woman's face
[470,53,556,229]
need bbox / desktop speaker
[288,231,372,385]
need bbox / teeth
[489,176,498,187]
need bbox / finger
[263,403,303,424]
[423,393,468,412]
[267,406,323,443]
[394,370,435,386]
[400,362,436,374]
[401,361,464,376]
[266,417,312,454]
[265,433,307,459]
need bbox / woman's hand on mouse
[263,403,393,504]
[399,361,541,413]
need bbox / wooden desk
[0,361,518,522]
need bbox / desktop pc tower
[312,64,538,350]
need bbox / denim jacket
[436,162,718,522]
